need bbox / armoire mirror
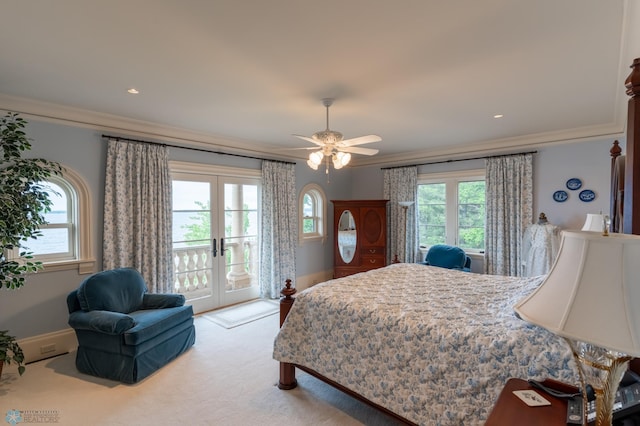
[337,210,356,263]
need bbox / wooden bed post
[278,279,298,390]
[610,140,623,233]
[623,58,640,234]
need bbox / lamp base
[566,339,632,426]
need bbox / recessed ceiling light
[127,88,139,94]
[493,114,504,119]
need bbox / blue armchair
[420,244,471,272]
[67,268,195,384]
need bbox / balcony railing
[172,241,257,298]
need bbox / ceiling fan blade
[340,146,379,156]
[293,134,323,146]
[280,147,317,151]
[340,134,382,147]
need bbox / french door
[171,164,261,314]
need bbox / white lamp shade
[582,213,605,232]
[309,151,323,165]
[306,159,319,170]
[514,230,640,356]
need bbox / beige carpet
[0,312,404,426]
[203,299,279,329]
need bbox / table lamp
[582,213,610,235]
[514,230,640,426]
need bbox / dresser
[332,200,388,278]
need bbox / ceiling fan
[294,98,381,172]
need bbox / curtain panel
[103,140,174,293]
[484,153,533,276]
[383,166,418,263]
[260,161,296,298]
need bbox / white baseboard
[18,329,77,364]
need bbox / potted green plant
[0,112,62,377]
[0,112,62,289]
[0,330,25,377]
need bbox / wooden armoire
[332,200,388,278]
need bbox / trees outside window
[417,170,485,252]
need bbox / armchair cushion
[68,310,135,335]
[124,305,193,346]
[142,293,185,309]
[77,268,146,313]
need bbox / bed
[273,263,578,425]
[273,57,640,425]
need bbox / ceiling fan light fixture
[306,159,319,170]
[333,151,351,169]
[309,151,323,166]
[297,98,380,173]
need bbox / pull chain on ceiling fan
[293,98,381,173]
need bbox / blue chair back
[76,268,147,313]
[424,244,471,271]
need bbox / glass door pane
[220,180,260,305]
[172,179,218,311]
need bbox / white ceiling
[0,1,637,166]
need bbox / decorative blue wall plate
[553,190,568,202]
[566,178,582,190]
[579,189,596,202]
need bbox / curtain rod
[380,150,538,170]
[101,134,296,165]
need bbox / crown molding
[0,93,627,169]
[0,94,300,161]
[352,122,625,168]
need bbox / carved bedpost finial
[611,140,621,159]
[626,58,640,98]
[279,279,297,328]
[281,279,296,300]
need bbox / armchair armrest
[68,310,135,335]
[141,293,186,309]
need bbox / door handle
[221,238,225,254]
[212,238,217,257]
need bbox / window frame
[31,177,76,262]
[298,183,327,244]
[24,167,95,274]
[417,169,485,254]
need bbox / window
[30,178,75,261]
[299,183,326,243]
[417,170,485,252]
[21,168,95,274]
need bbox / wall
[533,139,614,229]
[0,116,618,354]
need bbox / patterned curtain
[103,139,174,293]
[383,166,418,263]
[484,153,533,276]
[260,161,296,298]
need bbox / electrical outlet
[40,344,56,354]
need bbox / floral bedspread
[273,263,579,425]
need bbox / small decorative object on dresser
[332,200,388,278]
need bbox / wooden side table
[485,378,571,425]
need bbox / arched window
[299,183,327,243]
[27,167,95,274]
